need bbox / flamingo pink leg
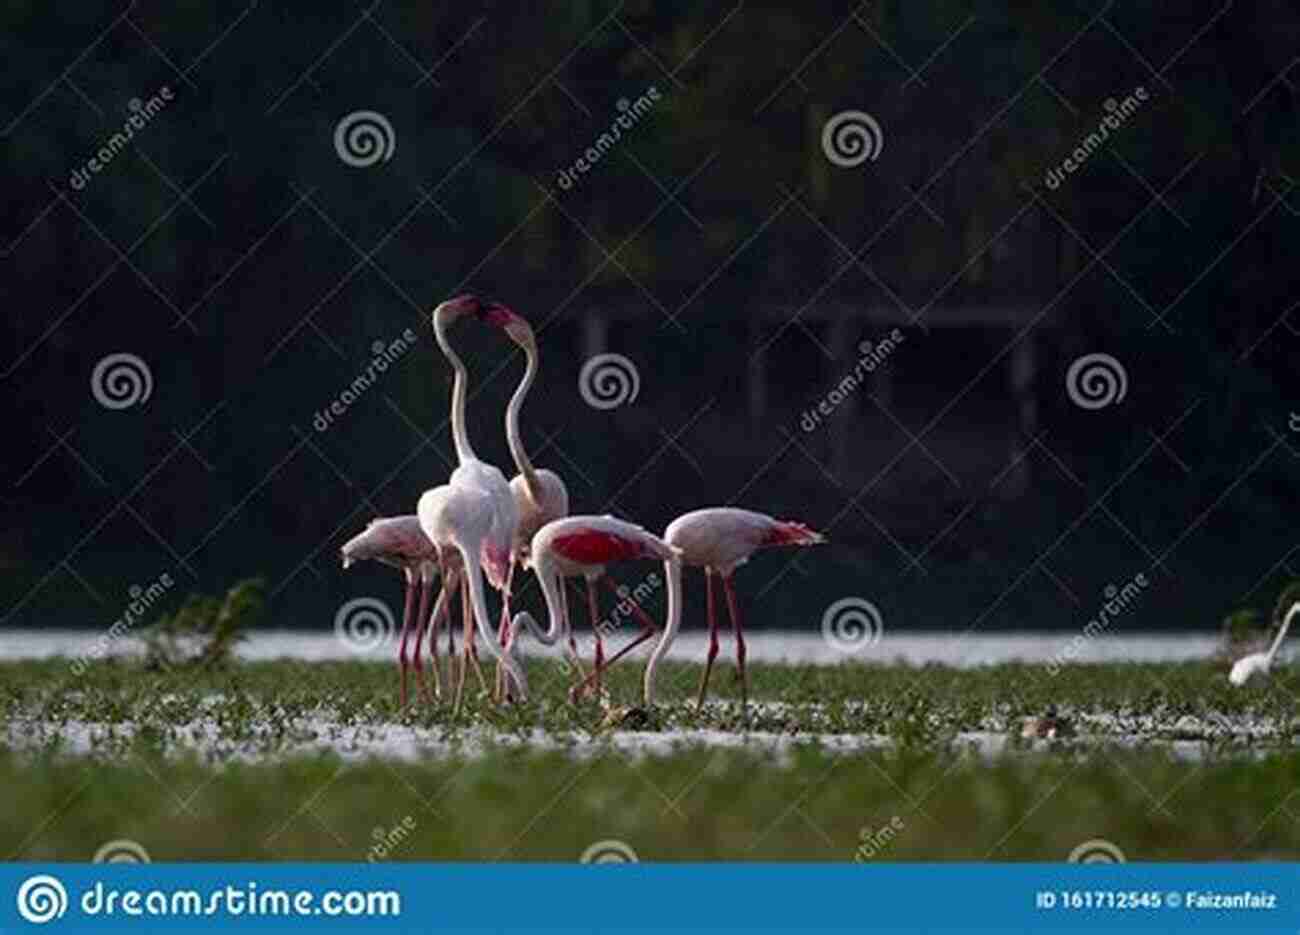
[494,562,516,701]
[563,578,584,679]
[447,588,457,664]
[587,578,604,694]
[415,577,448,703]
[573,577,660,698]
[456,581,491,707]
[409,573,432,703]
[432,578,454,700]
[721,572,747,707]
[397,568,417,709]
[696,568,721,707]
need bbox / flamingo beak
[433,293,480,324]
[479,302,534,347]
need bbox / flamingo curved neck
[1266,602,1300,662]
[434,312,477,465]
[514,560,567,646]
[506,340,543,504]
[643,556,683,704]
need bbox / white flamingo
[340,516,444,707]
[507,515,680,701]
[1230,601,1299,686]
[417,295,522,710]
[662,507,824,706]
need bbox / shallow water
[0,629,1223,666]
[0,710,1250,764]
[5,630,1264,763]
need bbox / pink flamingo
[506,515,679,699]
[662,507,825,706]
[417,295,522,711]
[341,516,451,707]
[475,303,572,689]
[483,304,570,576]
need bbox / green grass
[2,658,1298,861]
[2,656,1297,741]
[3,748,1299,861]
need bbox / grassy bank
[2,658,1297,861]
[3,747,1299,861]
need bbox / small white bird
[1229,601,1299,686]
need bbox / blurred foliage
[140,578,264,670]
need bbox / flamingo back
[511,469,570,561]
[341,516,433,568]
[538,515,676,570]
[664,507,824,572]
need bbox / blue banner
[1,863,1295,932]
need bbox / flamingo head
[1229,651,1270,686]
[477,300,535,349]
[432,293,483,325]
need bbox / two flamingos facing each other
[416,295,527,711]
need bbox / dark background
[1,1,1296,639]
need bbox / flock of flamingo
[341,295,825,712]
